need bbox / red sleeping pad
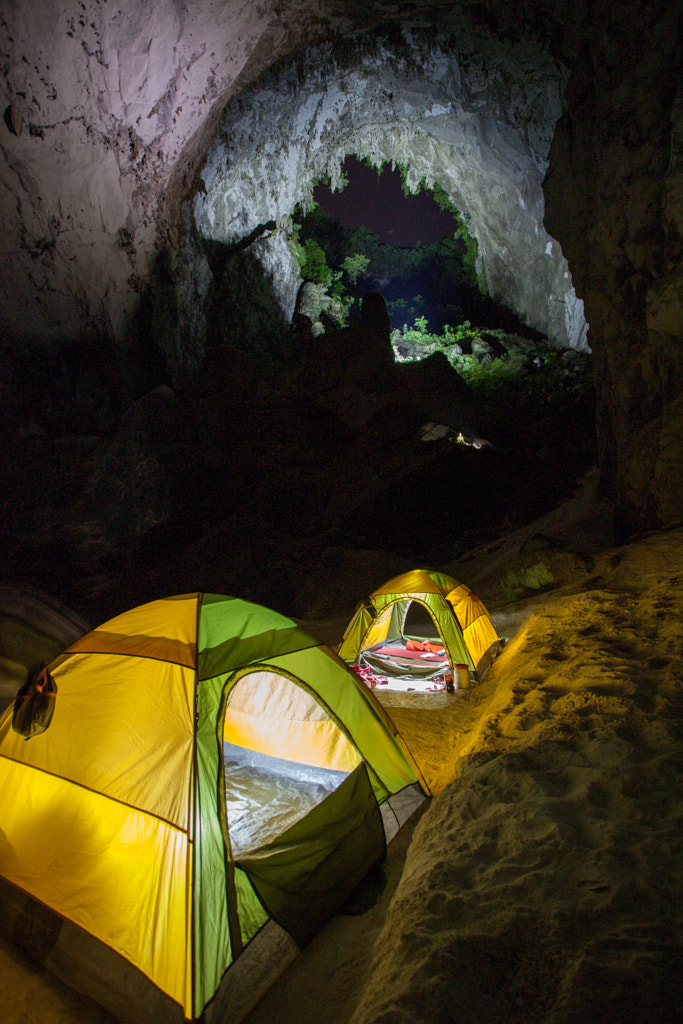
[372,644,447,662]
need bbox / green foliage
[290,163,489,334]
[443,321,480,346]
[500,563,554,603]
[299,238,330,284]
[341,252,370,285]
[393,316,480,350]
[289,221,357,326]
[431,182,455,213]
[451,354,528,389]
[397,315,433,345]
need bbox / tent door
[235,761,385,947]
[222,669,385,946]
[403,600,441,642]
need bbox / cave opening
[291,152,551,345]
[186,117,597,601]
[193,27,589,361]
[0,23,598,625]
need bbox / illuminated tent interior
[338,569,501,693]
[0,593,425,1024]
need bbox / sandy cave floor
[1,480,683,1023]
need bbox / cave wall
[543,0,682,534]
[0,0,333,341]
[0,0,681,533]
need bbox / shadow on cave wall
[0,253,596,626]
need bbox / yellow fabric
[360,606,393,651]
[227,670,331,723]
[448,584,483,626]
[0,654,195,831]
[224,708,361,774]
[0,758,191,1013]
[340,571,500,676]
[446,585,499,668]
[60,592,198,667]
[0,594,201,1014]
[67,629,196,668]
[463,615,500,666]
[373,569,446,597]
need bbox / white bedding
[223,742,349,856]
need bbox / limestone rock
[195,28,588,350]
[0,0,680,584]
[543,0,682,535]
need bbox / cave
[2,0,679,623]
[0,2,682,1022]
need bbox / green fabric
[423,570,459,596]
[193,665,234,1017]
[193,594,419,1015]
[194,598,271,1016]
[198,596,318,682]
[234,866,269,947]
[237,763,385,947]
[338,603,374,662]
[341,570,476,670]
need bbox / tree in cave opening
[292,154,536,343]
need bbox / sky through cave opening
[294,153,543,343]
[312,156,460,247]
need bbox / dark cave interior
[0,0,679,628]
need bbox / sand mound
[1,519,682,1024]
[246,527,683,1024]
[352,731,682,1024]
[348,528,683,1023]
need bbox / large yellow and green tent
[338,569,502,686]
[0,593,426,1024]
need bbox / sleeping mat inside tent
[351,638,452,692]
[223,743,350,856]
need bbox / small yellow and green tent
[0,593,426,1024]
[338,569,502,686]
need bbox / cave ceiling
[0,0,577,345]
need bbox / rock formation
[543,0,682,535]
[194,28,587,350]
[1,1,680,536]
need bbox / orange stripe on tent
[67,630,196,668]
